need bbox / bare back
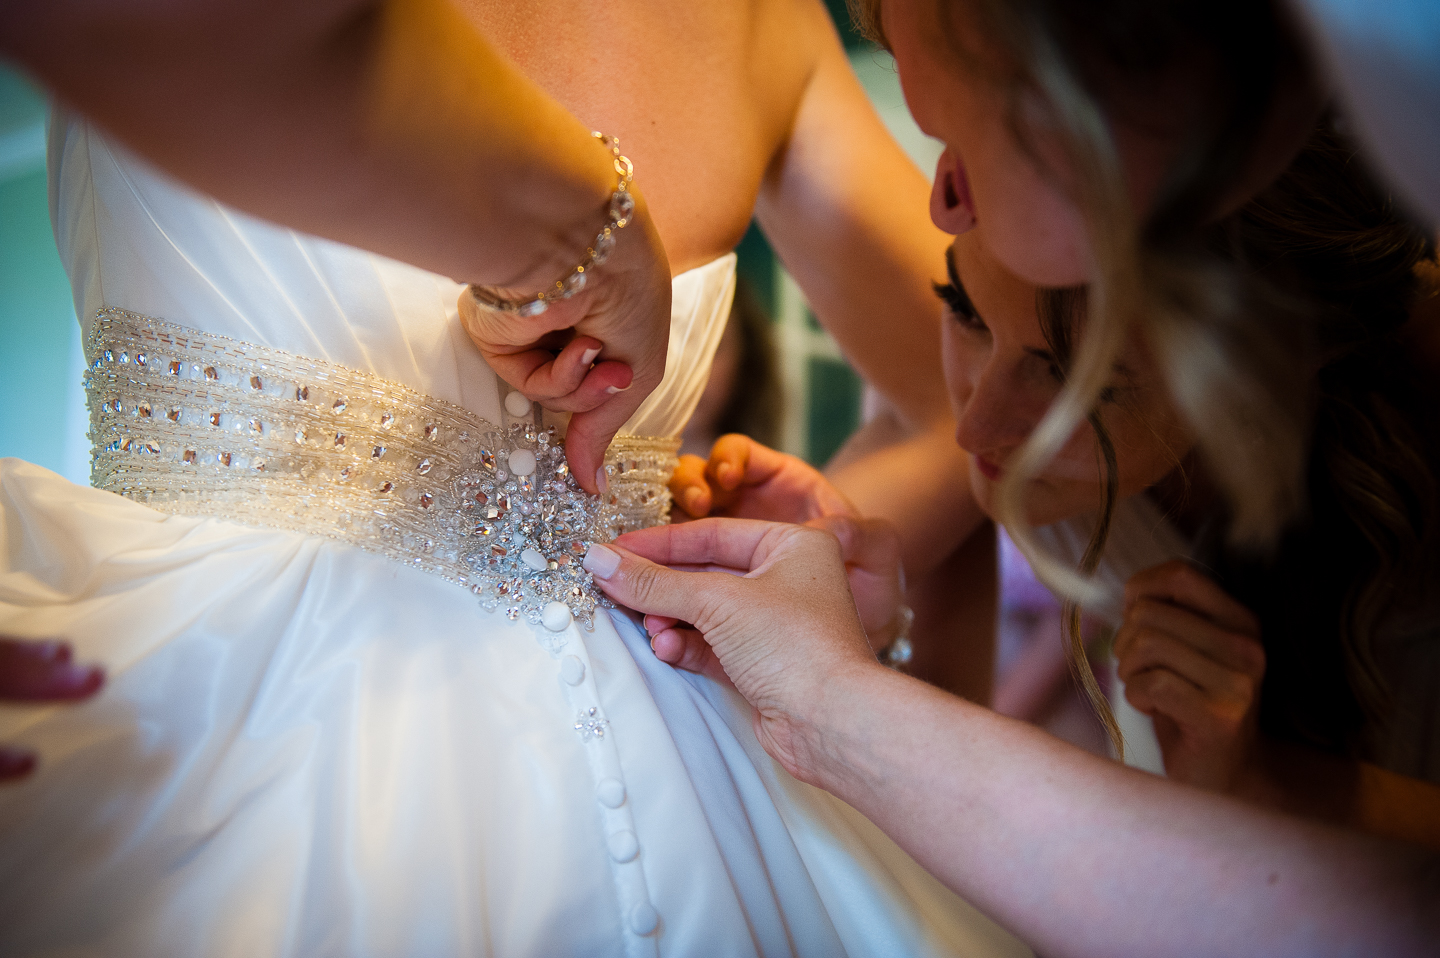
[460,0,833,273]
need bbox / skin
[2,0,952,491]
[882,0,1326,288]
[635,195,1440,952]
[583,520,1440,958]
[0,640,103,781]
[939,233,1192,526]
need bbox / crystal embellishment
[85,308,680,629]
[574,707,610,742]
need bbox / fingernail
[580,347,601,366]
[604,384,631,395]
[596,467,609,495]
[717,463,736,487]
[683,486,703,513]
[583,543,621,579]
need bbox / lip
[974,456,1002,481]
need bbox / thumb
[564,385,646,494]
[583,542,729,625]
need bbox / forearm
[755,3,951,429]
[827,409,982,577]
[792,663,1440,958]
[2,0,616,287]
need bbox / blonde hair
[848,0,1335,758]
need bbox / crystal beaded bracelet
[467,131,636,317]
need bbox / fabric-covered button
[607,829,639,863]
[542,601,573,632]
[560,655,585,686]
[504,390,532,418]
[629,902,659,936]
[507,448,536,476]
[596,777,626,808]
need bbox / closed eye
[934,247,983,329]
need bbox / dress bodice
[48,111,736,440]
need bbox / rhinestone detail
[85,308,680,628]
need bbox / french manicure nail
[581,347,601,366]
[583,543,621,579]
[604,384,631,395]
[595,466,609,495]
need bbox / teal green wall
[0,65,82,480]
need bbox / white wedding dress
[0,114,1030,958]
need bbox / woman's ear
[930,148,977,234]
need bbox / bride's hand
[1115,561,1266,793]
[670,434,854,523]
[582,519,880,781]
[0,638,105,782]
[458,188,671,495]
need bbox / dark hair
[1199,126,1437,762]
[1041,121,1437,759]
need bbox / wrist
[772,658,896,796]
[470,132,637,313]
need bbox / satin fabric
[0,114,1032,957]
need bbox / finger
[643,614,681,634]
[1123,668,1224,730]
[563,368,655,495]
[547,335,606,399]
[457,285,591,351]
[650,626,730,684]
[485,348,631,411]
[1124,560,1260,636]
[1117,599,1266,679]
[0,747,37,782]
[1114,624,1253,704]
[611,518,784,571]
[669,456,713,518]
[584,540,743,624]
[707,434,758,492]
[0,639,105,701]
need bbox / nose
[953,359,1032,461]
[930,148,976,235]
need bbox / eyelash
[933,281,983,328]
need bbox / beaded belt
[84,308,680,629]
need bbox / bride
[0,1,1026,955]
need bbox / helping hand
[583,519,879,780]
[1115,560,1266,792]
[669,434,854,523]
[458,189,671,494]
[0,638,105,782]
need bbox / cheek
[940,322,976,418]
[968,149,1090,288]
